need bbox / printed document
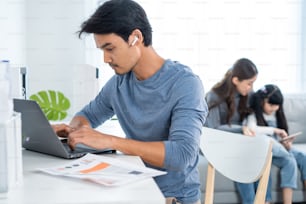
[38,153,166,186]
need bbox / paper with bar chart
[38,153,166,186]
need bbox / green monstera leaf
[29,90,70,121]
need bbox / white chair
[200,127,273,204]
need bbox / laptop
[13,98,115,159]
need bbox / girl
[244,84,306,204]
[204,58,272,204]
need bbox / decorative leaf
[29,90,70,121]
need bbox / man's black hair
[78,0,152,46]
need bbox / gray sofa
[198,94,306,203]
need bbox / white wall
[25,0,97,118]
[139,0,303,93]
[302,1,306,90]
[84,0,304,94]
[1,0,100,119]
[0,0,26,66]
[1,0,304,120]
[25,0,85,91]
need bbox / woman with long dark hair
[205,58,257,133]
[205,58,272,204]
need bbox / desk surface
[0,150,165,204]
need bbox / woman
[204,58,272,204]
[205,58,257,133]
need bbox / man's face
[94,33,139,75]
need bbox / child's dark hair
[250,84,288,132]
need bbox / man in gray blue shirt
[53,1,208,203]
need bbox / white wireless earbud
[130,36,138,46]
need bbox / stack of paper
[39,153,166,186]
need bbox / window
[85,0,303,93]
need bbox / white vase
[0,61,13,123]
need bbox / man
[53,0,208,203]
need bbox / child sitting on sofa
[243,84,306,204]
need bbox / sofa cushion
[283,94,306,143]
[198,94,306,203]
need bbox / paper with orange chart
[38,153,166,186]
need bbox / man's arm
[69,115,91,129]
[67,116,166,168]
[111,137,165,167]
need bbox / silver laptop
[13,98,115,159]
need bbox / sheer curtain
[85,0,303,93]
[302,0,306,91]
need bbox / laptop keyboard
[61,139,87,153]
[60,138,116,158]
[61,139,102,154]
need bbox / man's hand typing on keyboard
[52,123,75,138]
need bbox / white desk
[0,150,165,204]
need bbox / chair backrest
[200,127,273,204]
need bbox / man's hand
[52,123,75,137]
[68,125,113,150]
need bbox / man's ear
[129,29,142,45]
[129,36,139,46]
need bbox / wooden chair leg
[204,163,215,204]
[254,145,273,204]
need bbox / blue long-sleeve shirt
[76,59,208,203]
